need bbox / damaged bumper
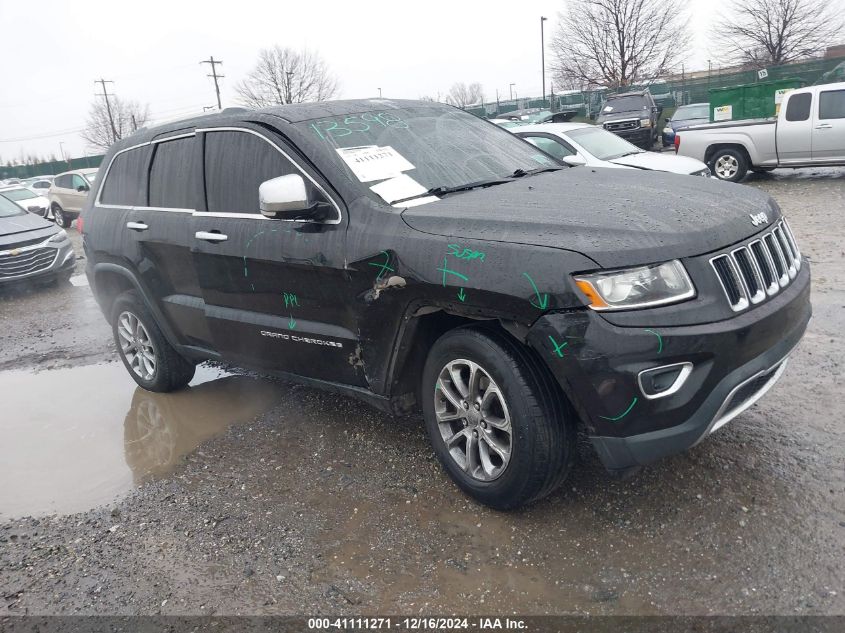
[527,261,811,471]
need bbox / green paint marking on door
[437,258,469,287]
[548,335,568,358]
[283,292,299,308]
[599,397,638,422]
[644,329,663,354]
[457,287,466,302]
[288,314,296,330]
[523,272,549,309]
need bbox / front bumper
[0,237,75,284]
[528,260,811,470]
[604,125,653,144]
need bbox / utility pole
[509,83,515,101]
[378,87,382,98]
[200,56,224,109]
[95,79,118,143]
[540,16,548,104]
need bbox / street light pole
[541,16,548,104]
[509,83,515,101]
[708,59,712,91]
[378,87,382,98]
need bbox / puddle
[0,362,283,519]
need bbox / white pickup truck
[674,81,845,181]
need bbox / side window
[71,174,87,190]
[523,136,574,161]
[99,147,149,206]
[785,93,812,122]
[149,136,199,209]
[55,175,70,189]
[203,130,302,214]
[819,90,845,120]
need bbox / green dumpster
[709,78,806,122]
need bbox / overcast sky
[0,0,839,161]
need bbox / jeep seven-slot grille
[710,219,801,312]
[604,119,640,132]
[0,247,57,279]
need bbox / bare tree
[712,0,844,67]
[445,82,484,108]
[82,96,150,151]
[236,46,339,108]
[550,0,690,89]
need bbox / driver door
[66,173,90,213]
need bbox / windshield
[0,193,26,217]
[296,106,557,205]
[1,188,37,201]
[567,126,642,160]
[601,96,649,114]
[674,104,710,120]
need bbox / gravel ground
[1,169,843,616]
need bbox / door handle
[195,230,228,243]
[126,221,148,231]
[815,123,833,129]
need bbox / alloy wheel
[434,359,512,481]
[117,311,157,381]
[715,155,739,179]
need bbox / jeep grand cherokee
[82,100,811,509]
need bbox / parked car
[500,108,553,122]
[596,90,662,148]
[662,103,709,147]
[84,99,810,509]
[515,122,710,176]
[22,175,55,195]
[49,168,98,227]
[2,178,22,186]
[674,81,845,181]
[0,192,75,285]
[0,185,50,217]
[489,118,531,129]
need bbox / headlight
[573,260,696,310]
[692,167,712,177]
[48,229,68,243]
[640,119,653,128]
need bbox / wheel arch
[704,142,753,167]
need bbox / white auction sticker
[336,145,415,182]
[370,174,439,207]
[713,105,732,121]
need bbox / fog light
[638,362,693,399]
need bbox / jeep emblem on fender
[750,212,769,226]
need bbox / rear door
[777,91,813,162]
[191,125,359,384]
[99,133,213,349]
[812,87,845,161]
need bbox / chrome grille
[710,219,802,312]
[0,247,57,279]
[604,119,640,132]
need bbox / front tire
[53,204,70,228]
[111,290,195,392]
[710,148,748,182]
[422,327,576,510]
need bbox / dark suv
[83,100,810,509]
[596,90,662,148]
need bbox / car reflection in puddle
[0,363,283,519]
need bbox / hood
[608,151,707,174]
[400,168,780,268]
[0,212,58,248]
[671,117,709,131]
[597,110,646,123]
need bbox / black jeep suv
[596,90,662,148]
[83,100,810,509]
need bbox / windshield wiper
[390,177,512,205]
[510,166,565,177]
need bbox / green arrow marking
[288,314,296,330]
[457,288,466,302]
[523,272,549,309]
[599,397,638,422]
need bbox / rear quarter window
[99,147,150,206]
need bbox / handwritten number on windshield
[310,112,409,140]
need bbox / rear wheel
[111,290,195,392]
[710,148,748,182]
[422,326,576,510]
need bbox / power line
[200,56,224,110]
[95,79,118,143]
